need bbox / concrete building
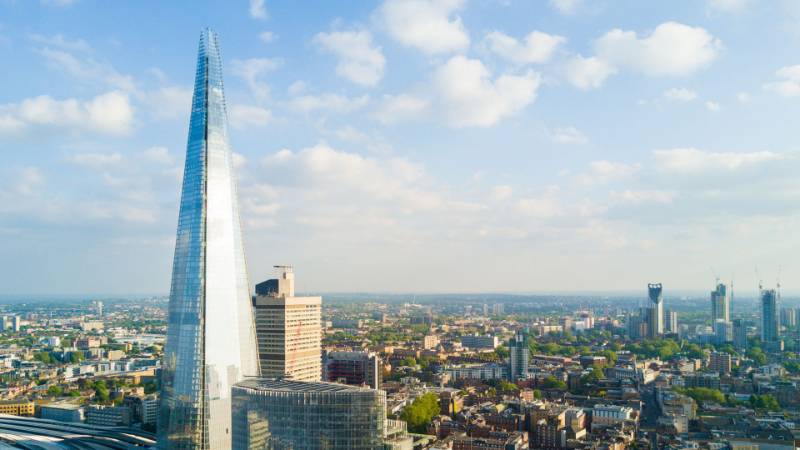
[591,404,635,431]
[253,266,322,382]
[86,405,132,427]
[40,403,84,423]
[508,330,530,381]
[124,394,159,426]
[460,334,499,350]
[647,283,664,338]
[761,288,780,343]
[709,352,732,375]
[231,378,406,450]
[322,350,382,389]
[423,334,440,350]
[0,400,34,416]
[711,283,730,324]
[780,307,797,328]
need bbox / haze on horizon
[1,0,799,296]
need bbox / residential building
[0,401,34,416]
[761,288,780,343]
[647,283,664,338]
[591,404,635,431]
[733,319,747,350]
[714,319,733,344]
[665,310,679,334]
[253,266,322,382]
[709,352,732,375]
[711,283,730,324]
[423,334,440,350]
[781,307,797,328]
[460,334,499,350]
[508,330,530,381]
[158,29,260,450]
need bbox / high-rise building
[158,29,259,450]
[761,288,780,343]
[93,300,104,317]
[508,330,530,381]
[323,350,382,389]
[780,307,797,328]
[253,266,322,381]
[732,319,747,350]
[647,283,664,338]
[713,319,733,344]
[710,283,730,324]
[231,379,403,450]
[665,310,679,334]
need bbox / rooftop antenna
[777,265,782,294]
[755,266,763,291]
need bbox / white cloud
[0,91,133,135]
[36,47,136,91]
[663,87,697,102]
[652,148,784,172]
[288,93,370,113]
[483,30,565,65]
[70,152,124,168]
[373,94,430,124]
[314,30,386,86]
[612,190,676,204]
[13,167,44,195]
[249,0,268,19]
[142,146,174,166]
[259,31,276,43]
[736,91,751,103]
[230,58,281,100]
[595,22,722,77]
[708,0,754,13]
[550,126,588,144]
[432,56,541,127]
[287,81,307,95]
[549,0,582,15]
[29,33,91,53]
[139,86,192,120]
[229,104,273,128]
[575,160,641,185]
[705,100,721,111]
[491,185,513,201]
[764,65,800,97]
[378,0,469,55]
[563,55,616,90]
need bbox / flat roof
[235,377,378,393]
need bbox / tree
[677,387,725,405]
[747,347,767,366]
[400,393,440,433]
[399,357,417,367]
[580,367,604,387]
[34,352,52,364]
[495,346,509,359]
[47,385,62,397]
[94,383,110,403]
[541,376,567,390]
[749,394,780,411]
[497,380,519,393]
[532,389,542,399]
[69,351,84,364]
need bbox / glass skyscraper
[158,29,259,450]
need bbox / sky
[2,0,800,296]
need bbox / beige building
[253,266,321,381]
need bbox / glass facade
[231,379,387,450]
[159,29,259,450]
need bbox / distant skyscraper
[780,307,797,328]
[647,283,664,338]
[710,283,729,324]
[714,319,733,344]
[761,288,780,343]
[159,29,259,450]
[253,266,322,381]
[732,319,747,350]
[665,310,679,334]
[508,330,530,380]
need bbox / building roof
[235,377,378,393]
[0,414,155,448]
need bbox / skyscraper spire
[159,29,259,450]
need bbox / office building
[733,319,747,350]
[590,404,635,431]
[508,330,530,381]
[714,319,733,344]
[323,350,382,389]
[710,283,730,324]
[761,288,780,343]
[0,401,34,416]
[253,266,322,382]
[665,310,679,334]
[86,405,132,427]
[40,403,84,423]
[124,394,159,426]
[93,300,104,317]
[159,29,260,450]
[709,352,732,375]
[647,283,664,338]
[231,378,399,450]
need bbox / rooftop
[235,377,378,393]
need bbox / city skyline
[2,1,800,294]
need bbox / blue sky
[2,0,800,295]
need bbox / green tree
[399,357,417,367]
[47,385,62,396]
[532,389,542,399]
[747,347,767,366]
[497,380,519,392]
[494,346,509,359]
[749,394,780,410]
[541,376,567,390]
[34,352,52,364]
[400,393,440,433]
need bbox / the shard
[159,29,259,450]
